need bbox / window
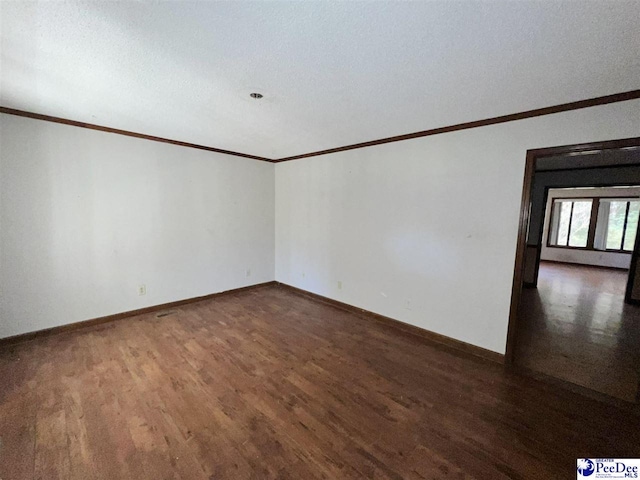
[599,200,640,252]
[548,199,592,248]
[548,196,640,253]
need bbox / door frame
[625,214,640,305]
[505,136,640,366]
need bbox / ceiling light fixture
[250,92,263,99]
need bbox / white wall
[0,114,275,339]
[275,100,640,354]
[540,187,640,269]
[3,100,639,348]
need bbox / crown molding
[3,89,639,164]
[0,106,275,163]
[273,89,640,162]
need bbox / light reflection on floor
[516,261,640,403]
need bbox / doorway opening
[507,137,640,404]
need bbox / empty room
[1,1,639,479]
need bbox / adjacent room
[516,168,640,402]
[1,1,639,479]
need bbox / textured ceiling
[2,1,639,159]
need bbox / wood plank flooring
[515,261,640,402]
[1,284,638,479]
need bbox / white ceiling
[2,1,639,159]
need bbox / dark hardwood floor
[515,261,640,403]
[1,284,638,480]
